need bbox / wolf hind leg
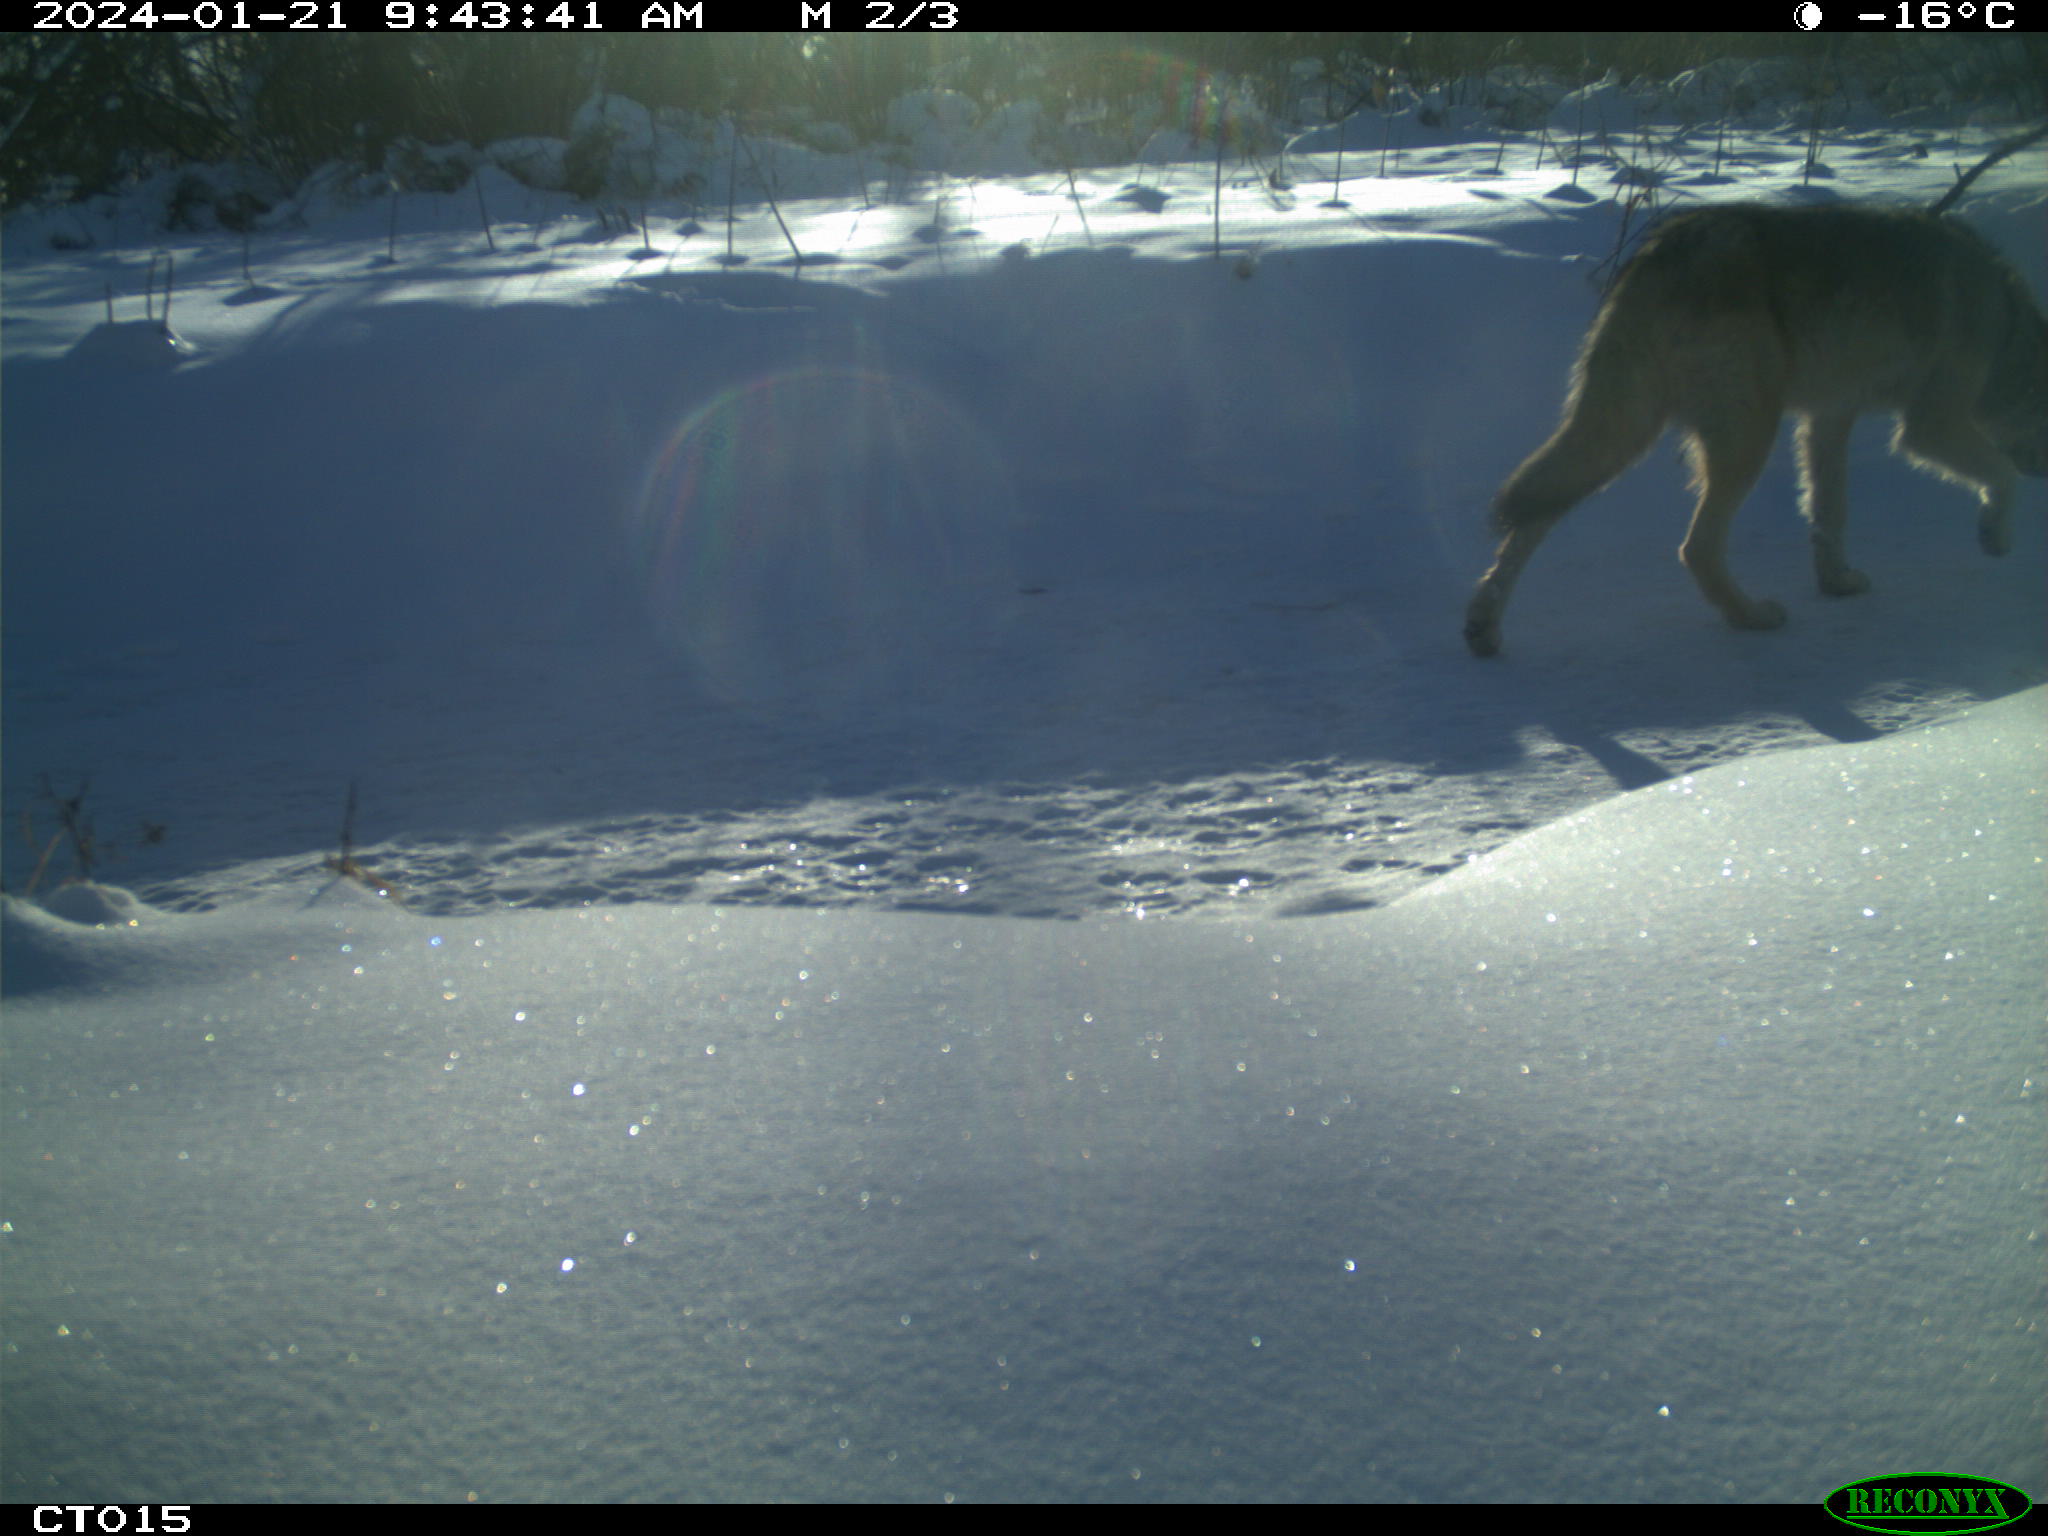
[1677,412,1786,631]
[1464,513,1562,657]
[1465,379,1670,657]
[1893,401,2018,557]
[1797,411,1869,596]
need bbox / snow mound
[64,319,197,368]
[2,877,401,996]
[2,693,2040,1502]
[1408,683,2046,950]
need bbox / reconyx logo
[1826,1474,2033,1535]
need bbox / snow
[5,689,2041,1503]
[3,71,2044,1505]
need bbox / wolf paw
[1463,618,1502,657]
[1463,588,1504,657]
[1818,567,1870,597]
[1729,598,1788,631]
[1980,519,2012,557]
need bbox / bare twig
[321,778,406,903]
[1929,123,2048,216]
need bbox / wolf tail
[1492,303,1672,533]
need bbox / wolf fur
[1463,203,2048,657]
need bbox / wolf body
[1463,203,2048,657]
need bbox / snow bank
[5,691,2040,1503]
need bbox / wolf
[1463,203,2048,657]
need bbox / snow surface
[5,119,2044,922]
[3,688,2042,1503]
[3,77,2045,1504]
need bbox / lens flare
[630,367,1016,701]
